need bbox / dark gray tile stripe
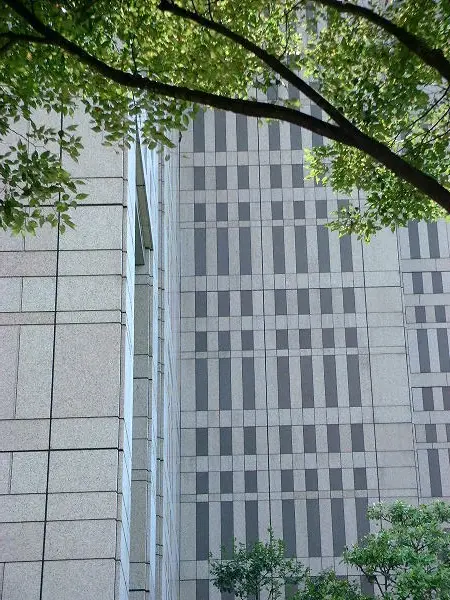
[245,500,259,548]
[327,424,341,453]
[221,501,234,557]
[270,165,282,188]
[427,449,442,497]
[193,111,205,152]
[311,106,324,147]
[331,498,346,556]
[317,226,330,273]
[196,502,209,559]
[323,355,338,407]
[220,427,232,455]
[218,291,230,317]
[282,499,297,557]
[238,165,249,189]
[194,166,205,190]
[196,579,209,599]
[196,472,208,494]
[292,164,304,188]
[236,115,248,151]
[277,356,291,408]
[272,226,286,274]
[215,111,227,152]
[437,329,450,372]
[427,222,440,258]
[412,272,424,294]
[306,499,321,557]
[300,355,314,408]
[279,425,293,454]
[216,166,227,190]
[239,227,252,275]
[432,272,443,293]
[268,122,281,150]
[242,357,256,409]
[217,228,229,275]
[290,124,302,150]
[355,497,369,541]
[343,288,355,313]
[275,289,287,315]
[303,425,317,453]
[351,424,365,452]
[339,235,353,272]
[295,226,308,273]
[194,229,206,275]
[195,291,207,317]
[219,358,232,409]
[347,355,362,407]
[195,359,208,411]
[408,222,420,258]
[196,428,208,456]
[244,427,257,455]
[417,330,431,373]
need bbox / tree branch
[308,0,450,82]
[158,0,357,133]
[0,31,48,44]
[2,0,355,147]
[157,0,450,214]
[5,0,450,214]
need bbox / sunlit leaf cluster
[302,0,450,238]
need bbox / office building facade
[0,104,449,600]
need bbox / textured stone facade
[0,119,180,600]
[178,106,450,598]
[1,104,449,600]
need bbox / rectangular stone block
[47,491,118,521]
[10,451,47,493]
[369,354,409,406]
[0,522,44,561]
[365,287,402,313]
[58,250,122,276]
[45,520,117,559]
[51,417,119,449]
[375,424,414,451]
[0,494,45,522]
[59,206,123,251]
[0,277,21,311]
[21,277,56,312]
[15,325,54,419]
[53,323,121,417]
[0,251,56,277]
[378,467,418,490]
[42,559,116,600]
[0,326,19,419]
[57,275,122,312]
[0,419,49,452]
[48,449,118,492]
[3,562,41,600]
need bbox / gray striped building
[178,105,450,598]
[0,102,449,600]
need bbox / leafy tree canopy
[211,501,450,600]
[1,0,449,236]
[344,500,450,600]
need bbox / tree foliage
[1,0,449,236]
[211,502,450,600]
[344,501,450,600]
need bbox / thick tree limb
[4,0,450,214]
[0,31,47,44]
[159,0,356,133]
[308,0,450,82]
[2,0,354,145]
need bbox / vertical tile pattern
[179,104,450,600]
